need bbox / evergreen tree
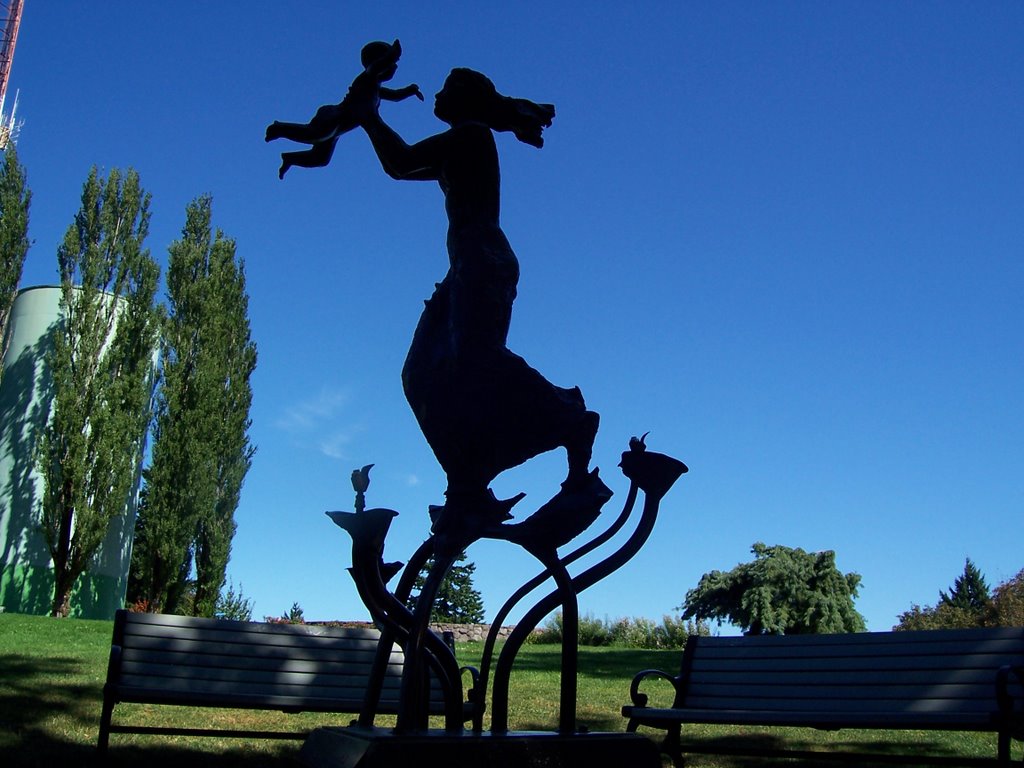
[681,542,866,635]
[406,551,485,624]
[37,168,160,617]
[0,145,31,381]
[128,196,256,616]
[939,558,991,616]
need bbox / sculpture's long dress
[401,123,589,495]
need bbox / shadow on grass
[2,731,303,768]
[0,654,100,735]
[0,653,298,768]
[668,731,1003,767]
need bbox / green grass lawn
[0,613,1013,767]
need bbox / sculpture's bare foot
[565,410,600,486]
[265,122,280,142]
[278,162,289,180]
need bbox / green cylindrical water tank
[0,285,143,618]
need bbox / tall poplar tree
[0,145,31,380]
[37,168,160,617]
[129,195,256,616]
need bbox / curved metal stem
[491,547,580,734]
[490,482,669,733]
[348,557,463,730]
[397,549,458,732]
[330,512,463,731]
[359,538,434,727]
[477,482,640,730]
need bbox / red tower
[0,0,23,105]
[0,0,23,149]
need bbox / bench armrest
[461,664,480,686]
[461,665,484,728]
[628,668,681,708]
[997,664,1024,713]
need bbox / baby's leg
[266,120,325,144]
[279,139,338,179]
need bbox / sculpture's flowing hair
[448,68,555,148]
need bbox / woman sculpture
[360,68,602,540]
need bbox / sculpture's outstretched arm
[362,112,449,181]
[380,84,424,102]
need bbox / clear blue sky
[10,2,1022,631]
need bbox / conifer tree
[129,195,256,616]
[0,145,31,381]
[405,551,485,624]
[939,558,991,616]
[38,168,160,617]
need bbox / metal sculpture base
[323,437,686,763]
[301,726,662,768]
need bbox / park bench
[623,627,1024,766]
[99,609,461,751]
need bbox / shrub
[535,612,611,645]
[265,602,304,624]
[535,612,710,648]
[991,568,1024,627]
[659,614,710,647]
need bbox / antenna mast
[0,0,24,149]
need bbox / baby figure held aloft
[266,39,422,179]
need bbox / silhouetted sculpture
[359,68,603,542]
[302,58,686,760]
[266,40,423,179]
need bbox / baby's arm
[381,84,424,102]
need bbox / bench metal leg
[97,697,114,753]
[663,723,684,768]
[997,728,1021,765]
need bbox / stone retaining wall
[306,619,519,644]
[430,622,515,643]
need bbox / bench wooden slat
[689,653,1016,674]
[119,634,391,664]
[119,659,404,689]
[118,650,403,676]
[115,679,395,708]
[687,682,999,702]
[695,626,1024,647]
[119,630,389,655]
[627,706,1000,730]
[695,642,1024,660]
[683,694,999,714]
[687,667,1001,686]
[120,610,381,635]
[121,619,384,641]
[113,685,378,713]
